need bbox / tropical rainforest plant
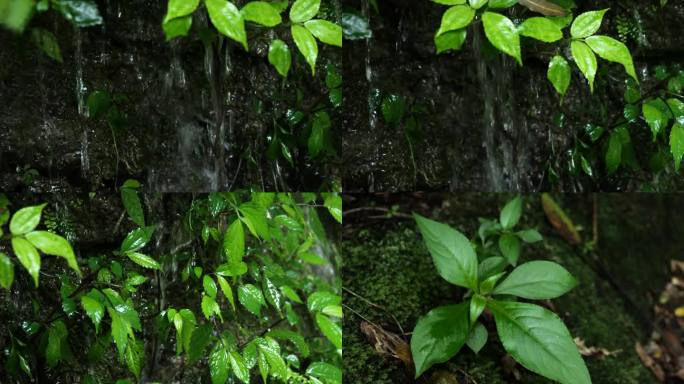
[411,196,590,384]
[162,0,342,76]
[431,0,636,98]
[0,187,342,384]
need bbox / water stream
[75,27,90,179]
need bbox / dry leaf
[574,337,621,358]
[635,342,666,382]
[360,321,413,366]
[541,194,582,245]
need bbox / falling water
[203,36,221,190]
[473,27,529,191]
[74,27,90,179]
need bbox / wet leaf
[81,295,104,332]
[490,301,591,384]
[163,16,192,41]
[187,324,212,365]
[482,11,521,65]
[120,226,156,254]
[411,303,469,378]
[586,35,637,81]
[306,362,341,384]
[11,237,40,287]
[203,275,218,298]
[436,5,475,36]
[268,39,291,77]
[53,0,103,27]
[435,29,467,54]
[670,123,684,171]
[305,19,342,47]
[26,231,81,275]
[0,252,14,290]
[125,252,161,270]
[209,343,229,384]
[570,9,607,38]
[205,0,247,50]
[289,0,320,23]
[547,55,571,97]
[571,41,597,92]
[241,1,281,26]
[414,213,478,290]
[520,17,563,42]
[31,28,63,62]
[10,203,45,235]
[238,284,265,316]
[291,24,318,75]
[316,313,342,348]
[224,219,245,264]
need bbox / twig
[343,287,405,335]
[343,207,413,220]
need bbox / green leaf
[605,130,622,174]
[570,9,607,38]
[239,201,269,240]
[489,301,591,384]
[305,19,342,47]
[124,341,144,380]
[642,100,669,139]
[203,275,218,298]
[309,111,330,157]
[0,252,14,290]
[108,308,130,360]
[469,0,487,9]
[241,1,281,26]
[120,182,145,227]
[435,29,467,54]
[436,5,475,37]
[411,303,469,378]
[381,94,406,126]
[499,195,522,229]
[209,343,230,384]
[163,15,192,40]
[266,329,310,357]
[280,285,303,304]
[291,24,318,75]
[238,284,265,316]
[517,229,543,243]
[488,0,517,8]
[493,260,577,299]
[87,90,111,119]
[31,28,63,62]
[46,320,68,368]
[224,219,245,264]
[323,193,342,224]
[316,313,342,348]
[307,291,341,313]
[482,11,521,65]
[81,295,104,332]
[10,203,46,235]
[289,0,320,23]
[413,214,478,289]
[262,276,283,312]
[466,321,488,354]
[268,39,292,77]
[120,225,156,254]
[498,233,520,266]
[201,294,223,321]
[53,0,103,27]
[670,123,684,171]
[11,237,40,287]
[205,0,248,50]
[259,337,290,380]
[216,275,236,311]
[26,231,81,275]
[519,17,563,42]
[216,261,248,277]
[230,351,250,383]
[478,256,507,280]
[0,0,34,32]
[164,0,199,21]
[585,35,637,81]
[126,252,161,270]
[306,362,341,384]
[431,0,466,4]
[571,40,597,92]
[469,294,486,323]
[187,324,212,365]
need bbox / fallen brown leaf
[635,342,666,382]
[360,321,413,366]
[541,194,582,245]
[574,337,621,358]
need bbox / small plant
[411,196,590,384]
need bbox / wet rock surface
[0,0,341,193]
[342,0,684,192]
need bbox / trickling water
[74,28,90,178]
[473,27,528,191]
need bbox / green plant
[431,0,636,98]
[410,196,590,384]
[162,0,342,76]
[1,188,342,383]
